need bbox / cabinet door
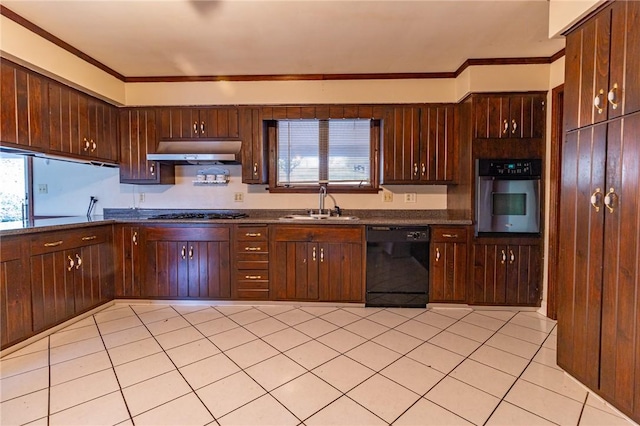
[144,239,187,298]
[599,114,640,417]
[383,106,419,183]
[420,105,456,182]
[116,225,142,297]
[119,108,175,184]
[609,0,640,121]
[471,243,508,304]
[0,237,32,349]
[504,243,541,305]
[74,243,109,312]
[158,108,198,139]
[0,62,48,151]
[240,107,267,183]
[474,96,509,139]
[188,241,231,299]
[200,108,239,138]
[430,228,467,303]
[31,250,76,332]
[272,241,319,301]
[87,99,118,162]
[557,123,607,390]
[319,242,363,302]
[49,82,79,155]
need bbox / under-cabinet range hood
[147,140,241,165]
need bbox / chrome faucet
[319,185,327,213]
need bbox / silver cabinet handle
[253,163,258,176]
[181,246,186,259]
[413,163,418,176]
[435,247,440,262]
[421,163,426,176]
[312,246,317,261]
[132,231,138,245]
[67,255,75,271]
[193,122,199,134]
[91,140,97,152]
[320,248,324,263]
[509,250,515,264]
[501,250,506,264]
[607,83,619,109]
[511,119,517,134]
[83,138,90,151]
[503,119,509,134]
[149,164,155,176]
[189,246,194,259]
[200,121,205,133]
[75,253,82,269]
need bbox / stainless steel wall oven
[476,159,542,235]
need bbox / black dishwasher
[365,226,430,308]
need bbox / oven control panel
[477,159,542,177]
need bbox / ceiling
[3,0,565,79]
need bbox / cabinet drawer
[273,226,363,243]
[236,271,269,287]
[236,255,269,270]
[236,289,269,300]
[237,240,268,253]
[30,226,110,255]
[236,225,268,241]
[431,227,467,243]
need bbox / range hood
[147,140,241,165]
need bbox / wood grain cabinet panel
[271,225,364,303]
[239,107,267,184]
[564,1,640,132]
[29,226,114,333]
[158,107,239,139]
[48,82,117,162]
[143,226,231,299]
[0,237,32,350]
[473,94,545,139]
[383,104,456,184]
[0,61,48,152]
[471,239,540,306]
[430,227,468,303]
[115,225,142,298]
[119,108,175,184]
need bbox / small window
[274,119,378,191]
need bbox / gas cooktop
[148,212,248,220]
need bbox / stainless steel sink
[279,214,359,221]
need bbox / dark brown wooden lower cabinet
[430,226,468,303]
[143,226,231,299]
[271,225,364,303]
[30,226,114,333]
[558,113,640,423]
[0,237,32,349]
[470,239,541,306]
[115,225,142,297]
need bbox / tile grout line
[47,335,51,426]
[92,307,136,425]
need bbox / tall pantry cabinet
[557,1,640,423]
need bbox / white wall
[32,158,447,216]
[548,0,604,37]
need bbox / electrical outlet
[383,191,393,202]
[37,184,48,194]
[139,193,145,203]
[404,193,417,203]
[234,192,244,202]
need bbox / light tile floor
[1,303,637,426]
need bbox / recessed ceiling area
[2,0,565,78]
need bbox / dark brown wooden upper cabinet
[564,1,640,132]
[48,81,118,162]
[157,107,239,139]
[119,108,175,185]
[473,93,545,139]
[239,107,267,184]
[0,61,49,152]
[383,104,457,184]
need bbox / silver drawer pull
[44,240,63,247]
[81,235,97,241]
[245,247,262,251]
[245,275,262,280]
[245,233,262,237]
[441,233,458,238]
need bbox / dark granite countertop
[0,209,472,236]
